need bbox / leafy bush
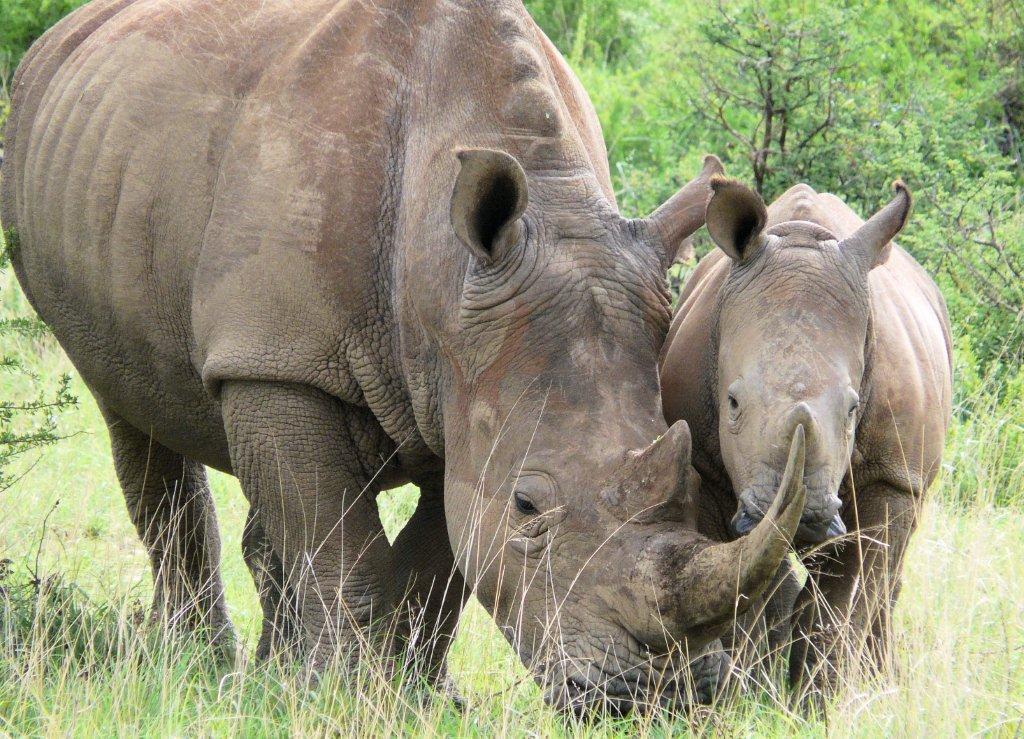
[0,563,133,671]
[945,336,1024,508]
[688,0,856,195]
[0,0,85,81]
[569,0,1023,378]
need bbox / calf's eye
[725,380,743,419]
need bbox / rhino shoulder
[857,247,952,494]
[661,251,728,459]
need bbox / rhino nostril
[730,505,759,535]
[825,513,847,538]
[796,508,846,542]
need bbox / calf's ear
[644,155,725,270]
[450,148,529,262]
[841,180,912,271]
[706,177,768,263]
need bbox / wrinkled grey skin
[661,178,952,691]
[2,0,806,712]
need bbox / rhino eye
[514,491,538,515]
[725,380,742,416]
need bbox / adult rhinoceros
[2,0,805,712]
[661,178,952,692]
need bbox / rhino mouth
[538,639,727,716]
[733,504,845,545]
[732,474,845,546]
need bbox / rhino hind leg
[789,487,917,695]
[221,380,400,670]
[102,407,234,653]
[391,478,469,690]
[242,508,302,661]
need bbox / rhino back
[3,0,421,468]
[2,0,137,225]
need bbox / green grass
[1,267,1023,736]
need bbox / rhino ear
[706,177,768,263]
[450,148,529,262]
[643,155,724,270]
[841,180,912,271]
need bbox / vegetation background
[1,0,1022,735]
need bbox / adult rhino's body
[661,179,952,689]
[3,0,805,711]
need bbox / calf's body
[661,181,952,688]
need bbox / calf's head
[439,150,806,713]
[704,178,911,545]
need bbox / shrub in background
[525,0,653,66]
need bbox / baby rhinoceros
[660,178,952,691]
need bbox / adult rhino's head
[439,150,805,713]
[703,177,911,546]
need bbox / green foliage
[0,0,85,83]
[524,0,653,66]
[550,0,1024,379]
[689,0,856,195]
[0,0,87,140]
[946,336,1024,508]
[0,560,134,671]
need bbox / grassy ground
[1,269,1022,736]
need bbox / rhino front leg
[725,558,801,682]
[789,486,917,694]
[391,477,468,687]
[221,381,400,669]
[102,407,233,652]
